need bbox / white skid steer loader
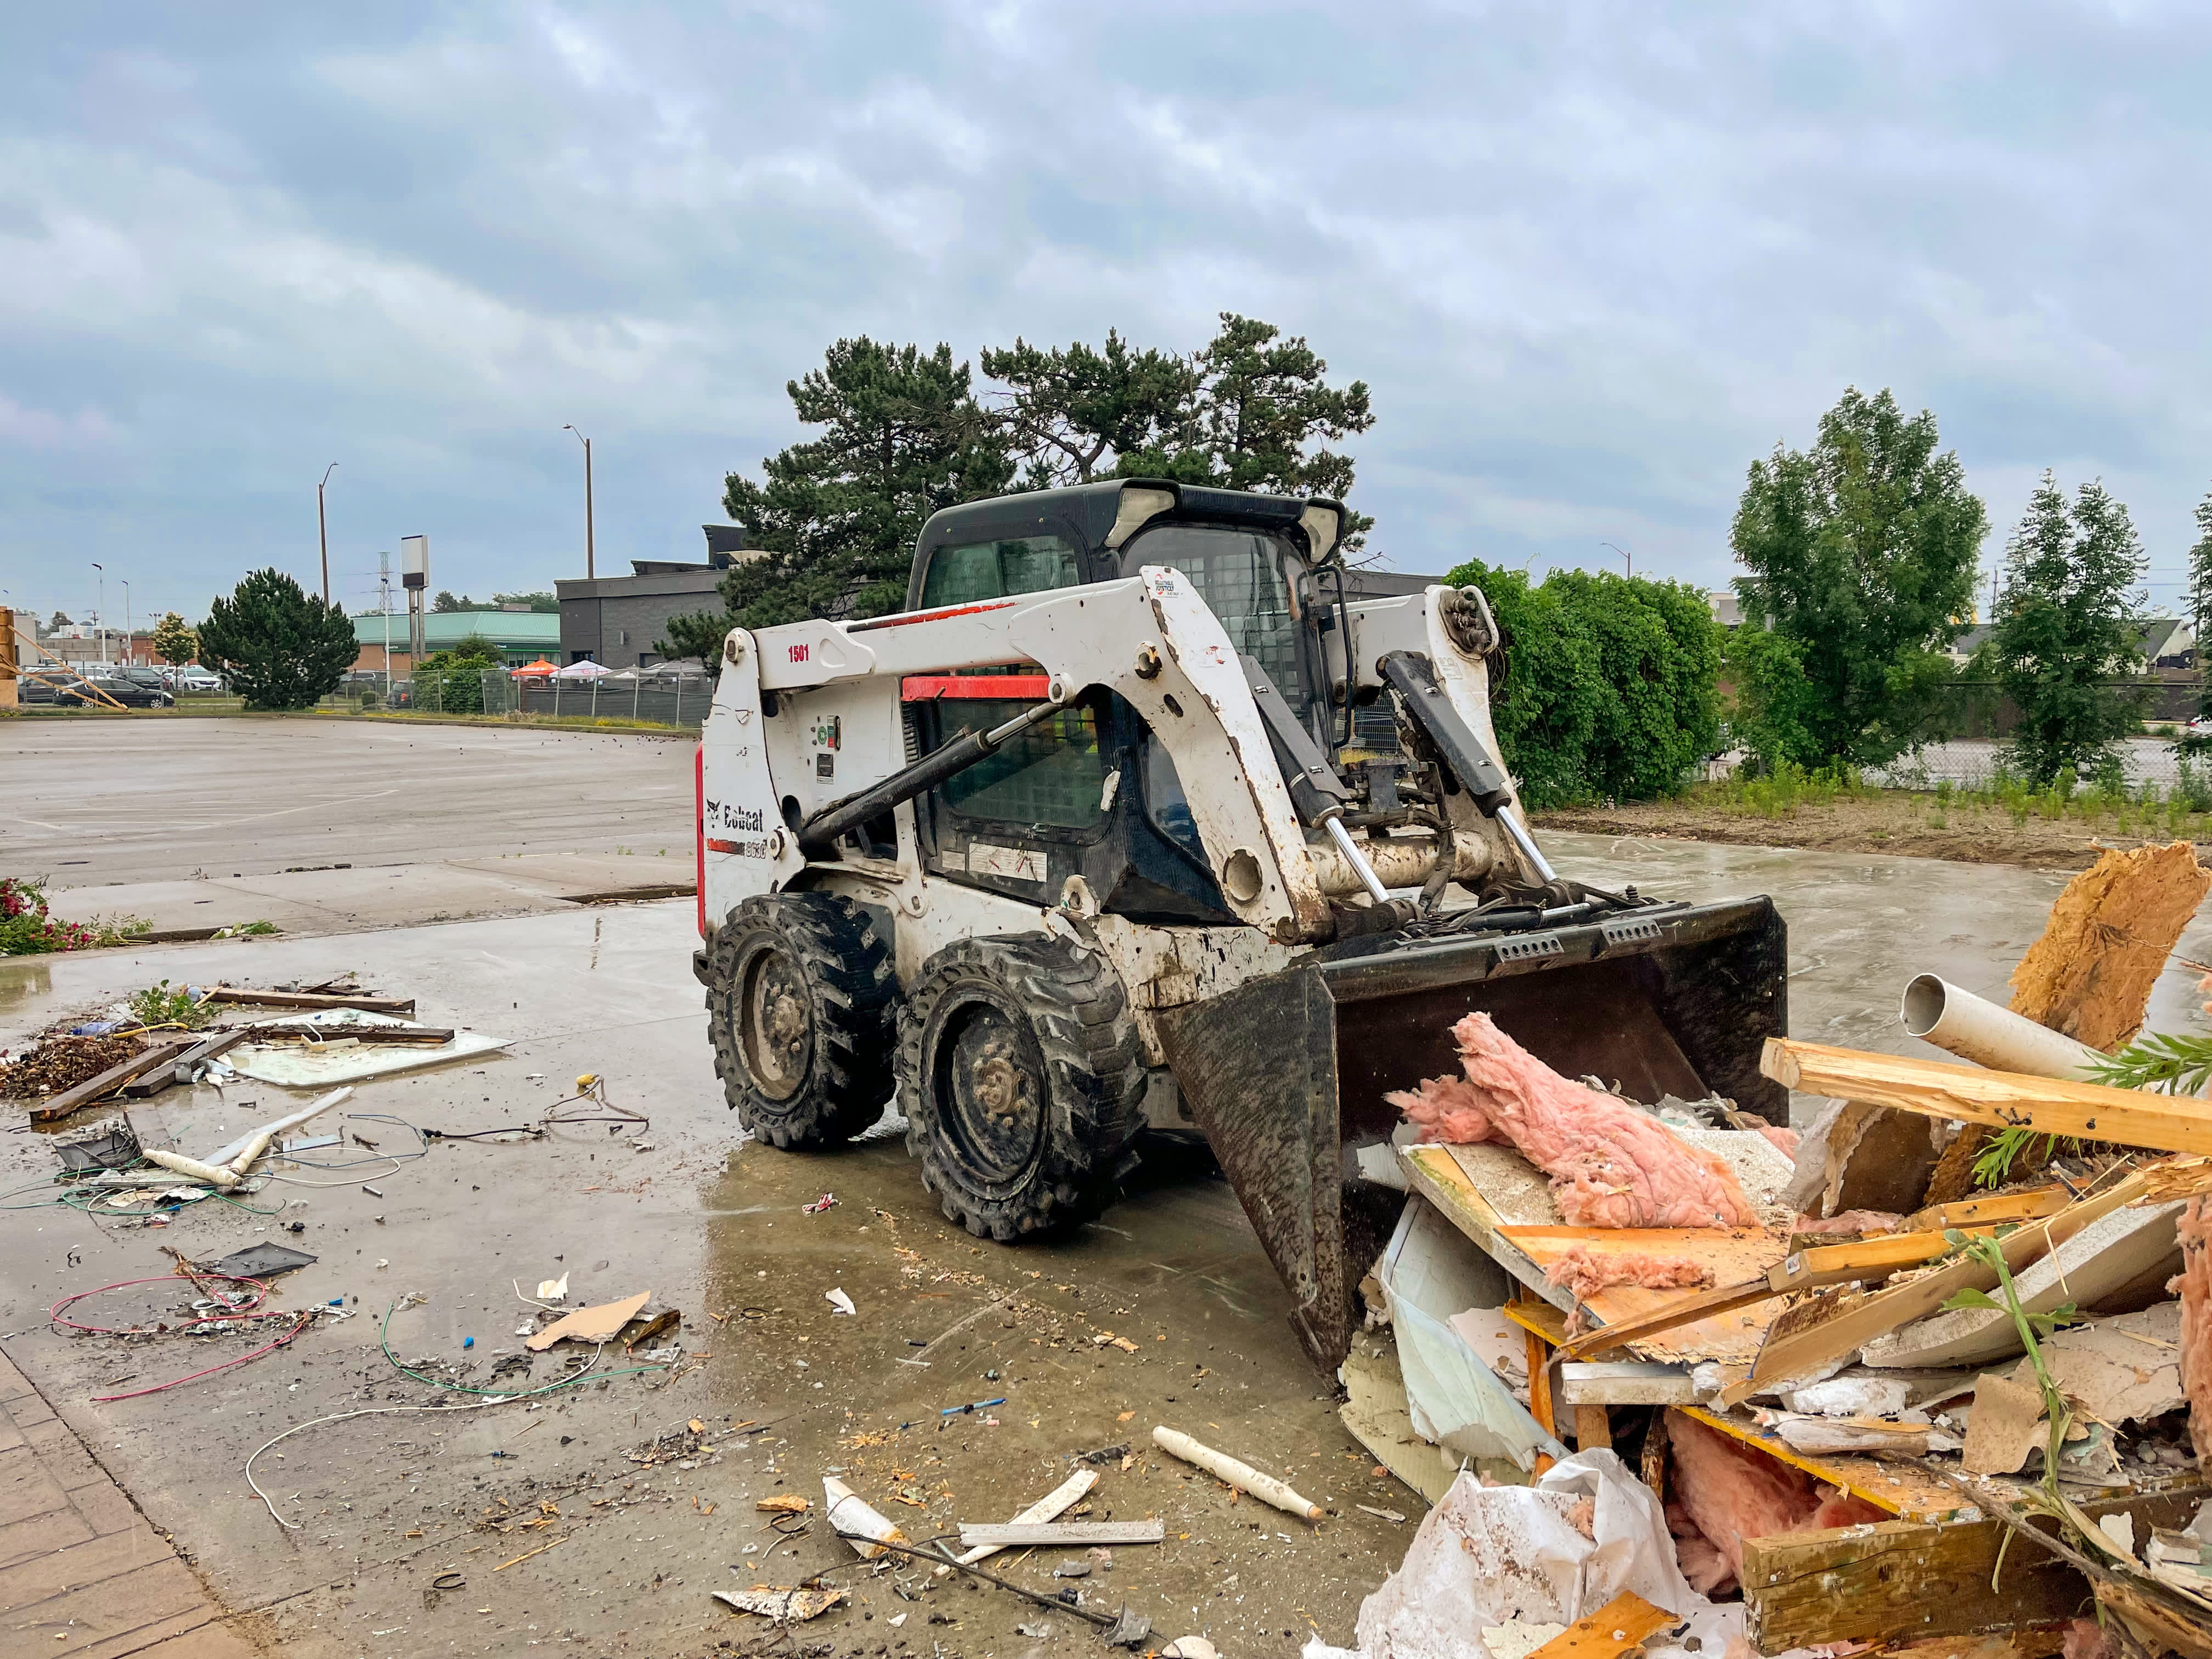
[694,479,1787,1370]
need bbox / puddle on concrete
[0,957,53,1013]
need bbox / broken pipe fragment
[823,1476,908,1559]
[1150,1425,1324,1520]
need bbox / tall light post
[563,425,594,579]
[120,580,131,665]
[1600,541,1632,579]
[90,562,103,666]
[317,462,339,604]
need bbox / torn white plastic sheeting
[227,1010,510,1086]
[1346,1449,1740,1659]
[1376,1196,1565,1470]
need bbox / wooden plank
[1572,1404,1612,1452]
[1525,1592,1677,1659]
[1904,1187,2071,1233]
[956,1519,1156,1552]
[1762,1037,2212,1156]
[1500,1226,1790,1364]
[1720,1171,2151,1408]
[1398,1146,1565,1312]
[1677,1407,1971,1522]
[115,1029,252,1098]
[244,1023,457,1046]
[27,1040,197,1122]
[1742,1515,2087,1649]
[1504,1294,1570,1346]
[1768,1229,1966,1291]
[204,985,416,1015]
[1554,1278,1777,1362]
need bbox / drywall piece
[1376,1195,1562,1469]
[1448,1307,1531,1399]
[1781,1376,1913,1417]
[2012,1302,2184,1425]
[1863,1201,2184,1370]
[526,1290,651,1351]
[1782,1101,1950,1220]
[2008,840,2210,1052]
[1559,1362,1696,1406]
[1339,1336,1464,1506]
[1963,1373,2050,1476]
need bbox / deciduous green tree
[492,590,560,613]
[409,633,505,715]
[1994,473,2147,785]
[1729,388,1986,768]
[149,611,199,666]
[663,338,1013,662]
[196,569,357,712]
[1442,561,1721,806]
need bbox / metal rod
[1495,805,1558,884]
[798,693,1063,854]
[1323,815,1392,904]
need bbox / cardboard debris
[1339,1334,1466,1505]
[525,1290,651,1352]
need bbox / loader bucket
[1152,896,1787,1374]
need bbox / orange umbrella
[511,658,557,678]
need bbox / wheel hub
[739,948,812,1100]
[939,1005,1045,1186]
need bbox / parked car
[170,665,224,692]
[59,676,173,709]
[114,668,169,692]
[18,672,85,704]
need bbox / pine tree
[2187,485,2212,717]
[1728,388,1987,769]
[981,331,1198,488]
[196,569,358,712]
[1993,473,2147,785]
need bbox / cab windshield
[1119,523,1308,706]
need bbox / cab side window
[919,535,1081,607]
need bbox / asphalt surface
[3,718,694,884]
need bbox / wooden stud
[1762,1036,2212,1156]
[203,985,416,1015]
[1525,1592,1677,1659]
[1572,1404,1612,1452]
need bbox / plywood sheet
[1498,1225,1791,1364]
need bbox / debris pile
[1338,842,2212,1659]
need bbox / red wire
[50,1269,316,1402]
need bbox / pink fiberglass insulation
[1543,1245,1715,1302]
[1756,1123,1801,1160]
[2179,1195,2212,1470]
[1790,1210,1904,1237]
[1388,1012,1759,1228]
[1664,1408,1886,1594]
[2062,1618,2120,1659]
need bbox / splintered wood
[2008,840,2209,1051]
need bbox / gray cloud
[4,1,2209,627]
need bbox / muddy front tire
[897,934,1143,1241]
[707,892,898,1149]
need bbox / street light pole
[90,562,103,667]
[120,580,130,665]
[1600,541,1632,579]
[563,426,594,579]
[317,462,339,604]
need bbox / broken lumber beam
[954,1520,1164,1548]
[1761,1037,2212,1156]
[1720,1170,2151,1407]
[1903,1187,2071,1232]
[28,1039,199,1122]
[116,1028,252,1098]
[1525,1592,1677,1659]
[1741,1515,2086,1649]
[203,985,416,1015]
[1553,1278,1777,1362]
[244,1023,456,1046]
[1768,1228,1989,1291]
[1558,1361,1697,1406]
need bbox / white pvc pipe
[1899,974,2103,1081]
[143,1149,241,1189]
[1152,1425,1324,1521]
[202,1087,353,1169]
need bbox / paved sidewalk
[0,1348,257,1657]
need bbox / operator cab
[897,479,1355,926]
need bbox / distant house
[1707,591,1743,628]
[351,610,562,678]
[1944,618,2194,670]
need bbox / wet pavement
[0,830,2207,1655]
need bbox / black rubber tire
[707,891,898,1149]
[896,934,1144,1241]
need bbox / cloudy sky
[5,2,2209,632]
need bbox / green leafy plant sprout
[126,980,212,1031]
[1943,1231,2084,1517]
